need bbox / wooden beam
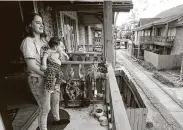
[33,1,38,13]
[56,5,132,12]
[103,1,114,67]
[18,1,24,22]
[107,64,131,130]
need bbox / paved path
[64,105,107,130]
[116,50,183,130]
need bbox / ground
[115,48,183,130]
[63,104,108,130]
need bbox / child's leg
[55,71,63,90]
[45,68,56,92]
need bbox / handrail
[140,36,175,45]
[107,64,131,130]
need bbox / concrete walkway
[64,105,108,130]
[116,50,183,130]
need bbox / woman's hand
[25,59,45,77]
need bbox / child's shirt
[45,49,61,66]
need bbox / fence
[144,50,182,70]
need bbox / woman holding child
[20,13,69,130]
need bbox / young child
[41,37,69,93]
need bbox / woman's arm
[42,52,49,69]
[25,59,45,77]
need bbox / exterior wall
[78,24,86,51]
[144,50,182,70]
[144,30,150,36]
[57,11,64,38]
[61,11,79,46]
[58,11,79,52]
[79,25,86,45]
[171,27,183,55]
[161,27,166,36]
[168,28,176,36]
[37,2,54,38]
[88,26,93,45]
[84,26,88,45]
[134,31,141,45]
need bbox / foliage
[85,61,108,81]
[125,32,133,39]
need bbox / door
[0,2,35,129]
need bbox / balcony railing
[60,61,131,130]
[78,44,103,52]
[139,36,153,44]
[94,37,102,45]
[106,64,131,130]
[139,36,175,46]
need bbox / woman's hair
[23,12,47,39]
[48,37,60,49]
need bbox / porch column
[33,1,38,13]
[103,1,114,67]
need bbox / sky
[116,0,183,26]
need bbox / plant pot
[99,116,107,122]
[95,109,104,118]
[100,118,108,126]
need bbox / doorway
[0,2,38,130]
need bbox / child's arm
[57,46,69,60]
[62,51,69,60]
[41,51,49,71]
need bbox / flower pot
[95,109,104,118]
[99,116,107,122]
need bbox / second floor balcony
[139,36,175,47]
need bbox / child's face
[52,45,58,50]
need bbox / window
[63,15,77,52]
[157,28,161,36]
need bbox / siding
[79,25,86,45]
[38,1,54,38]
[171,27,183,55]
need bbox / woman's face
[30,15,44,34]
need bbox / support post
[33,1,38,13]
[103,1,114,67]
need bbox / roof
[70,0,132,2]
[134,13,183,31]
[155,4,183,18]
[48,0,133,12]
[133,4,183,31]
[139,18,160,26]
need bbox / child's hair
[48,37,60,49]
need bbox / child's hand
[41,65,47,71]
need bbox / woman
[20,13,64,130]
